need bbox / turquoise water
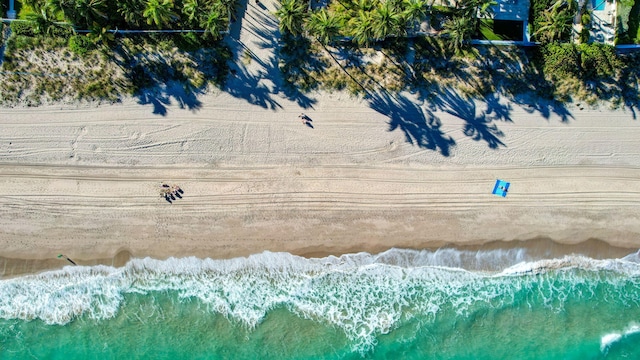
[592,0,606,11]
[1,249,640,359]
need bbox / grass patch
[477,19,504,41]
[1,32,232,106]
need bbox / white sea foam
[500,255,640,276]
[1,249,639,353]
[600,323,640,353]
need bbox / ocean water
[1,248,640,359]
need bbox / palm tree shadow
[432,88,507,149]
[254,23,318,108]
[134,79,204,116]
[137,90,171,116]
[511,93,574,123]
[223,5,316,109]
[484,93,513,122]
[369,92,455,156]
[111,39,208,116]
[226,55,283,110]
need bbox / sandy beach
[1,88,640,276]
[1,0,640,277]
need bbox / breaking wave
[1,248,639,353]
[600,323,640,353]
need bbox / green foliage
[402,0,429,26]
[443,16,474,53]
[175,32,211,51]
[541,43,580,79]
[200,5,228,40]
[88,22,115,46]
[117,0,147,26]
[68,35,95,55]
[50,25,75,38]
[276,0,308,36]
[372,0,404,39]
[307,9,343,44]
[529,0,554,33]
[6,34,39,52]
[144,0,180,27]
[624,0,640,44]
[11,21,36,37]
[534,0,577,43]
[577,43,618,79]
[350,10,375,46]
[579,27,590,44]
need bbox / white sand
[0,0,639,269]
[1,90,639,265]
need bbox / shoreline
[1,91,640,280]
[0,237,637,279]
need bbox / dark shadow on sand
[111,39,210,116]
[136,81,204,116]
[429,88,508,149]
[369,92,455,156]
[223,0,317,110]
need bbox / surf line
[57,254,77,266]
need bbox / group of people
[161,183,184,203]
[298,113,313,126]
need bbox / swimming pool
[592,0,606,11]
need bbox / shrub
[6,34,37,51]
[579,27,590,44]
[11,21,35,36]
[68,35,94,56]
[542,43,580,79]
[50,25,74,39]
[578,43,618,79]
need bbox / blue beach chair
[492,179,510,197]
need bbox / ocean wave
[1,249,639,353]
[600,323,640,353]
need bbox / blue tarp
[492,179,510,197]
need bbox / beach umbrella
[492,179,510,197]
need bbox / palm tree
[117,0,146,27]
[443,15,473,53]
[73,0,108,28]
[143,0,179,27]
[201,6,228,39]
[534,0,577,43]
[535,10,573,43]
[350,10,375,47]
[455,0,496,34]
[372,0,403,40]
[26,6,56,35]
[402,0,429,30]
[45,0,68,19]
[356,0,378,11]
[182,0,200,24]
[218,0,239,22]
[275,0,307,36]
[88,21,115,46]
[307,9,343,44]
[45,0,107,28]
